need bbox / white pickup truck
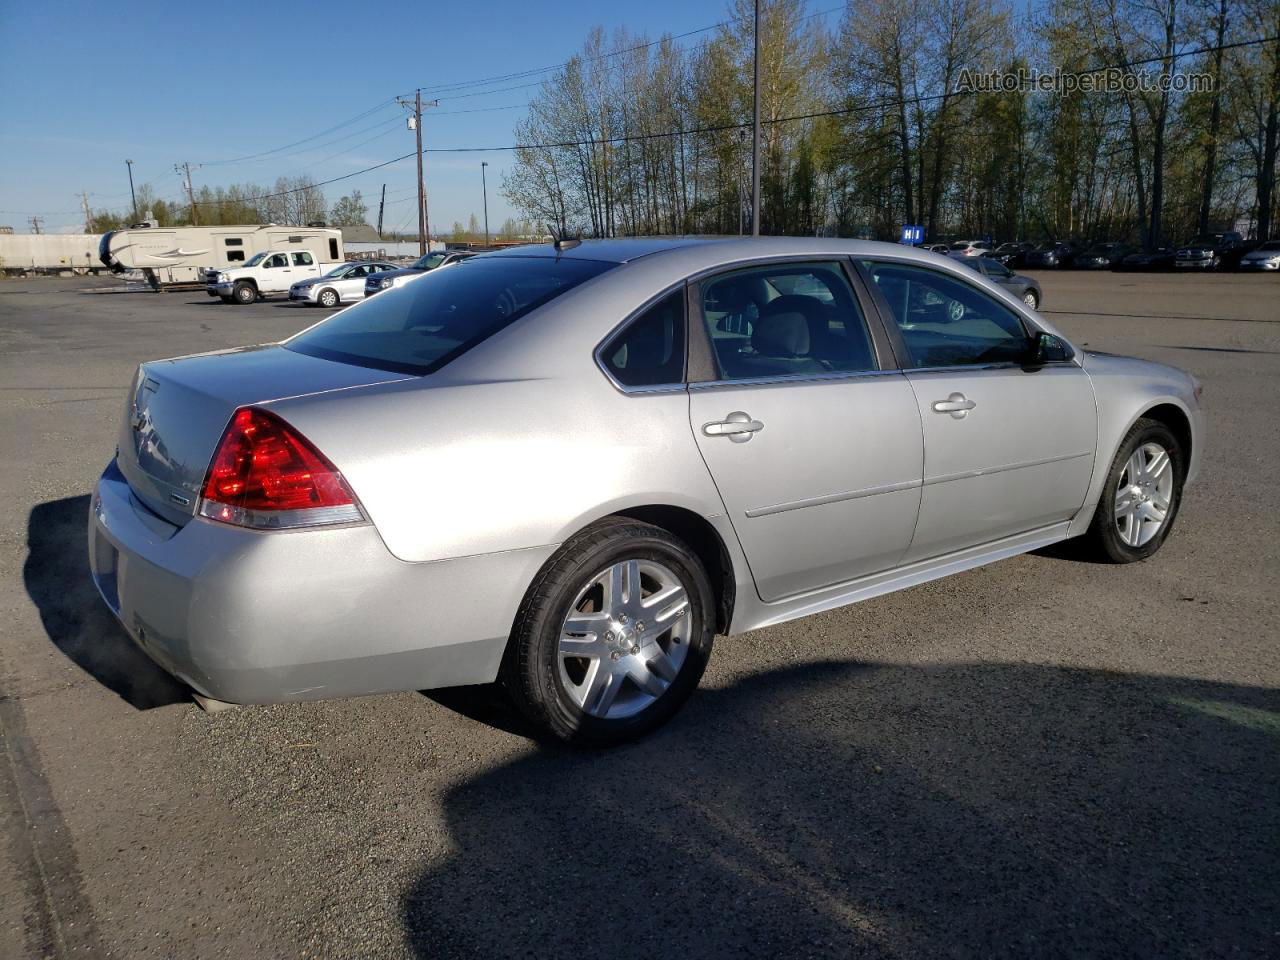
[205,250,326,304]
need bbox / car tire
[501,517,715,746]
[1080,418,1184,563]
[232,282,256,305]
[317,287,339,308]
[1022,290,1039,309]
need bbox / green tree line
[88,181,370,232]
[503,0,1280,244]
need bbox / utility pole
[377,183,386,240]
[176,162,200,225]
[750,0,762,237]
[28,216,43,234]
[481,162,490,246]
[398,91,439,255]
[125,159,137,221]
[80,191,92,232]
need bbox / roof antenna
[547,222,581,252]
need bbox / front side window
[292,251,314,266]
[698,262,876,381]
[265,254,288,268]
[600,290,685,388]
[862,261,1032,368]
[287,256,614,376]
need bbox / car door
[686,260,924,602]
[335,264,364,298]
[292,250,320,280]
[859,259,1097,562]
[256,253,290,292]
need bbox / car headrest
[761,294,826,323]
[752,311,810,358]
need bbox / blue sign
[900,225,924,245]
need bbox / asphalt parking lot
[1,269,1277,959]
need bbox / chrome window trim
[688,368,904,391]
[593,281,690,395]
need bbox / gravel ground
[1,269,1277,959]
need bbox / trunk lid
[117,343,410,526]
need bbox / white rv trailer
[0,234,103,276]
[98,224,344,286]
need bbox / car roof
[477,235,739,264]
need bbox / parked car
[206,250,326,304]
[924,243,952,254]
[955,256,1043,308]
[288,261,397,308]
[1116,247,1177,271]
[90,237,1203,745]
[1023,241,1080,269]
[988,242,1036,268]
[948,239,992,257]
[1074,242,1132,269]
[1238,239,1280,271]
[363,249,475,297]
[1175,232,1243,270]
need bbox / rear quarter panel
[265,264,731,563]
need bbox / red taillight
[198,407,363,529]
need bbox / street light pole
[125,159,137,222]
[751,0,762,236]
[481,162,490,246]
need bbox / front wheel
[317,287,339,308]
[1080,418,1184,562]
[1022,290,1039,309]
[232,282,257,305]
[501,517,715,745]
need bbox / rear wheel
[1022,290,1039,309]
[502,517,715,745]
[1080,418,1184,562]
[232,282,256,305]
[317,287,339,308]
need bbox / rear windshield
[285,256,614,375]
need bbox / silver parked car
[89,237,1203,744]
[288,261,397,307]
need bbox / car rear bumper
[88,459,553,704]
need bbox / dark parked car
[988,242,1036,268]
[1175,232,1243,270]
[955,256,1043,309]
[1116,247,1177,271]
[1023,241,1080,269]
[1074,242,1132,269]
[363,249,476,297]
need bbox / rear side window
[600,290,685,388]
[329,238,339,260]
[698,262,876,381]
[287,256,614,375]
[862,261,1031,368]
[293,251,314,266]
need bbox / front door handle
[703,411,764,443]
[932,393,976,419]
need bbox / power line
[184,32,1280,209]
[199,99,400,167]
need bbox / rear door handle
[932,393,976,419]
[703,411,764,443]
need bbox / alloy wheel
[1114,441,1174,547]
[557,559,693,719]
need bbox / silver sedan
[89,237,1204,744]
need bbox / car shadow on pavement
[23,496,188,709]
[402,660,1279,959]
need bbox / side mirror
[1030,331,1073,364]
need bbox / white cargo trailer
[0,234,102,276]
[98,225,344,286]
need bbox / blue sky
[0,0,829,235]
